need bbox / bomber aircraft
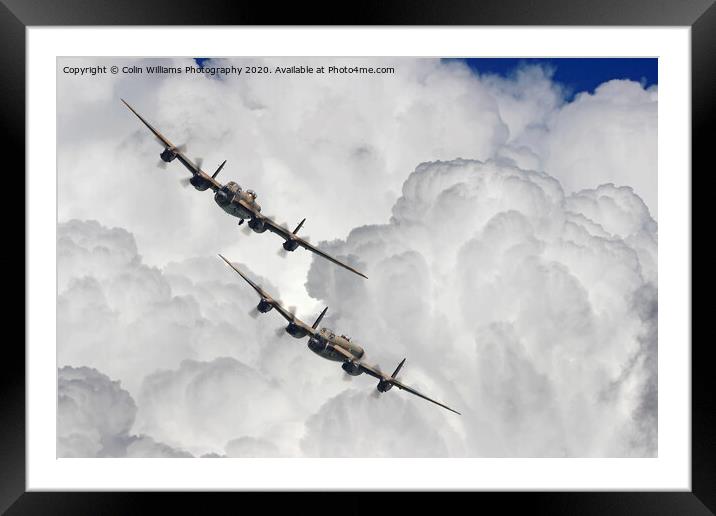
[122,99,367,279]
[218,254,461,415]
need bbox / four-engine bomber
[218,254,461,415]
[122,99,367,279]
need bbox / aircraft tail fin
[292,218,306,235]
[212,160,226,179]
[391,358,406,379]
[312,306,328,329]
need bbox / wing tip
[218,253,241,274]
[120,98,144,120]
[347,265,368,279]
[345,263,368,279]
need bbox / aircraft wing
[330,345,460,415]
[326,344,385,381]
[121,99,221,191]
[258,217,368,279]
[218,254,306,327]
[386,376,461,415]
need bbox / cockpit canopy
[226,181,241,193]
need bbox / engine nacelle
[257,299,273,313]
[377,380,393,393]
[160,148,177,162]
[341,362,363,376]
[248,217,267,233]
[189,175,211,191]
[286,322,309,339]
[283,239,299,252]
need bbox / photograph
[56,56,659,459]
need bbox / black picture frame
[5,0,709,513]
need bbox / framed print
[7,0,711,512]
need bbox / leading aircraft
[122,99,367,279]
[218,254,461,415]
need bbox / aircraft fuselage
[308,328,365,363]
[213,182,261,221]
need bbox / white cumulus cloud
[304,159,657,457]
[58,365,191,457]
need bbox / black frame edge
[692,1,715,512]
[1,0,26,514]
[1,0,714,26]
[6,0,710,513]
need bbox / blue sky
[195,57,657,101]
[448,58,657,100]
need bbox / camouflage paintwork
[122,99,367,279]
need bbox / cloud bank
[58,157,656,456]
[58,365,191,457]
[303,159,657,457]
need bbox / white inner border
[27,27,690,491]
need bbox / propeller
[155,140,187,169]
[179,177,192,188]
[272,303,296,336]
[370,363,385,397]
[276,219,312,257]
[194,157,204,171]
[241,224,253,235]
[248,306,260,319]
[153,136,169,152]
[278,234,311,258]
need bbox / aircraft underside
[308,335,364,363]
[316,346,346,362]
[216,199,253,221]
